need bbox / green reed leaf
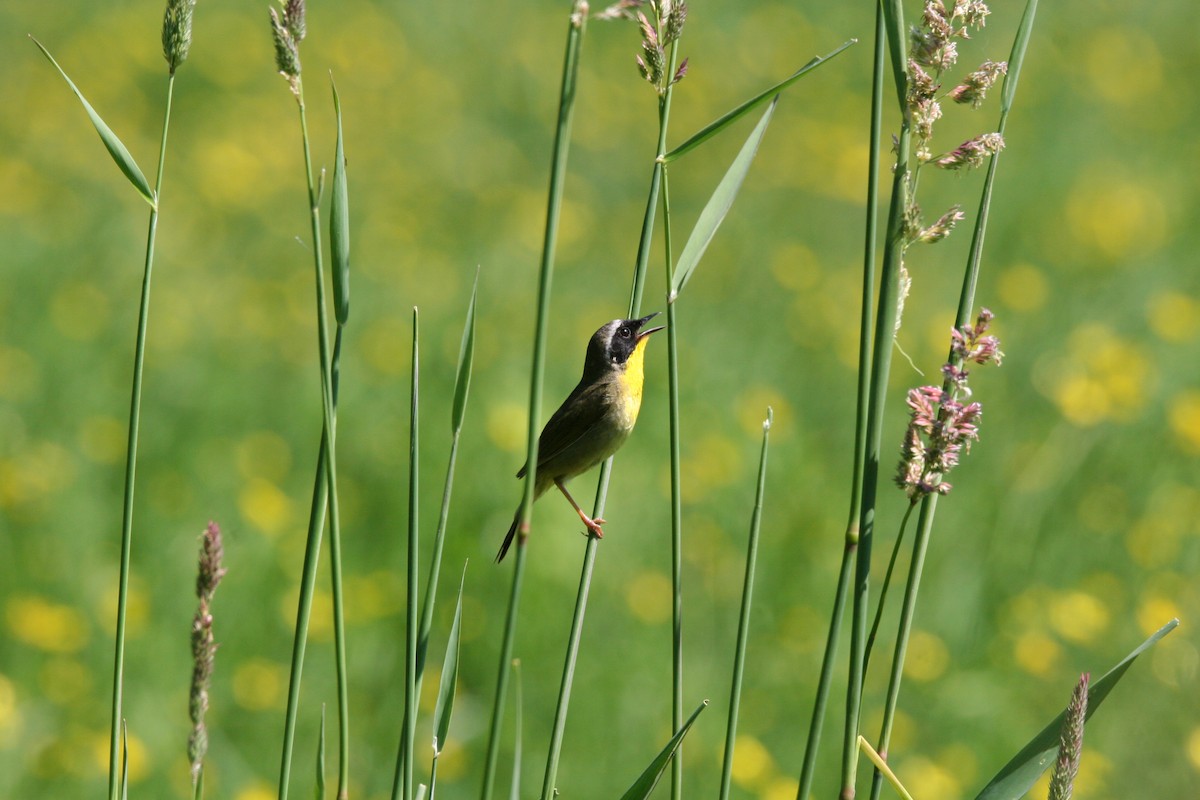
[618,700,708,800]
[664,39,855,162]
[433,565,467,756]
[1001,0,1040,115]
[669,99,776,302]
[451,270,478,434]
[973,619,1179,800]
[30,37,156,208]
[330,76,351,325]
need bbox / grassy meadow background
[1,0,1198,798]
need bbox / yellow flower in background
[1037,323,1154,426]
[6,596,88,654]
[1168,390,1200,452]
[1013,630,1061,677]
[1048,590,1110,644]
[232,659,286,711]
[729,734,776,791]
[625,569,672,625]
[1147,291,1200,343]
[903,629,950,682]
[238,477,293,537]
[0,672,20,747]
[996,263,1048,312]
[900,755,961,800]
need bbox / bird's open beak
[636,311,664,340]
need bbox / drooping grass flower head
[896,308,1003,502]
[633,0,687,94]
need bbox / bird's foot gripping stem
[555,478,606,540]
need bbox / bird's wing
[516,380,609,479]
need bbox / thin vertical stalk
[107,71,174,800]
[842,121,909,799]
[482,544,529,799]
[480,6,587,798]
[718,411,773,800]
[277,79,348,800]
[866,496,936,800]
[539,529,601,800]
[795,4,885,796]
[403,310,421,800]
[537,17,683,800]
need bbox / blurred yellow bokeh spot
[625,569,672,625]
[903,629,950,682]
[1137,595,1180,637]
[486,401,527,455]
[1040,324,1153,426]
[90,727,150,783]
[996,263,1048,313]
[735,386,790,439]
[1066,167,1168,261]
[1048,591,1109,644]
[1014,630,1061,677]
[239,477,293,537]
[0,672,19,746]
[900,755,961,800]
[6,596,89,654]
[1147,291,1200,343]
[233,781,275,800]
[730,734,775,790]
[1186,727,1200,772]
[1168,390,1200,452]
[360,314,412,377]
[681,433,744,502]
[232,659,286,711]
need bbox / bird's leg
[554,478,606,538]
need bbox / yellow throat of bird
[619,335,650,423]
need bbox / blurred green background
[2,0,1197,798]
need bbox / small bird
[496,313,664,562]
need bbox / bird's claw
[580,516,606,539]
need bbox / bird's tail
[496,510,521,563]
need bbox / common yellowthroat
[495,313,664,562]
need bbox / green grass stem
[395,308,420,800]
[276,74,349,800]
[718,410,773,800]
[867,496,937,800]
[102,68,175,800]
[509,660,523,800]
[795,8,886,797]
[480,6,587,798]
[842,9,910,788]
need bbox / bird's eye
[619,326,632,338]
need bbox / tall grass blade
[316,706,326,800]
[329,77,350,325]
[718,410,773,800]
[878,0,908,112]
[796,10,886,797]
[30,37,156,207]
[617,700,708,800]
[397,308,421,800]
[668,99,777,302]
[663,39,856,162]
[972,619,1178,800]
[433,565,467,757]
[481,7,587,798]
[451,271,478,435]
[1001,0,1040,115]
